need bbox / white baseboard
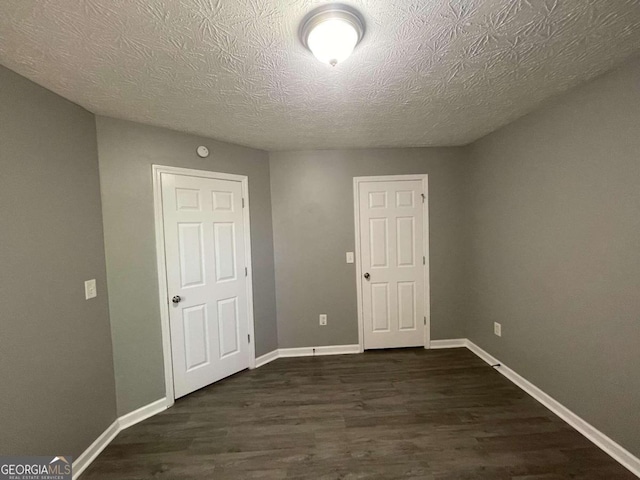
[72,398,167,479]
[72,420,119,480]
[278,344,361,358]
[71,342,359,477]
[118,397,168,431]
[74,341,640,479]
[254,349,279,368]
[429,338,467,349]
[465,339,640,478]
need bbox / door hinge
[423,256,426,265]
[247,334,251,343]
[245,267,248,277]
[242,198,245,208]
[424,317,427,325]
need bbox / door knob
[364,273,370,280]
[172,295,182,304]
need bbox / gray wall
[2,48,637,461]
[0,65,116,457]
[269,148,468,348]
[465,58,640,456]
[95,116,278,416]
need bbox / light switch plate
[494,322,502,337]
[346,252,354,264]
[85,279,97,300]
[319,314,327,326]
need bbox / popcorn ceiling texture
[1,0,639,150]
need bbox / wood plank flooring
[81,348,635,479]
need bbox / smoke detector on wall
[299,4,366,66]
[196,146,209,158]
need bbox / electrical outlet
[85,279,97,300]
[494,322,502,337]
[319,314,327,326]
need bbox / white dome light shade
[307,18,358,66]
[300,4,365,67]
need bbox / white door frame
[353,174,431,353]
[152,165,256,406]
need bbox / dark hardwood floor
[81,348,635,479]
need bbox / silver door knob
[172,295,182,304]
[364,273,370,280]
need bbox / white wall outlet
[319,314,327,326]
[346,252,354,264]
[494,322,502,337]
[85,279,97,300]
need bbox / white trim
[71,339,358,478]
[254,349,279,368]
[75,342,640,479]
[72,420,119,480]
[118,398,168,431]
[241,177,257,369]
[422,175,431,349]
[463,340,640,477]
[353,174,429,182]
[464,339,498,365]
[254,345,362,365]
[152,165,257,403]
[353,178,365,353]
[278,344,361,358]
[429,338,467,349]
[429,339,640,476]
[152,166,175,407]
[73,398,167,479]
[353,174,431,353]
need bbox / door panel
[359,179,426,349]
[369,218,389,267]
[162,173,250,399]
[371,283,390,332]
[183,304,209,371]
[396,217,415,266]
[217,296,240,358]
[398,281,416,330]
[214,223,237,282]
[178,223,205,287]
[176,188,201,211]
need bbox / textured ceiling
[1,0,639,151]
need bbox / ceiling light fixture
[299,4,365,67]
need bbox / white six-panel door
[161,172,251,398]
[357,177,428,349]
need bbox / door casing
[353,174,431,352]
[153,165,256,407]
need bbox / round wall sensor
[196,146,209,158]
